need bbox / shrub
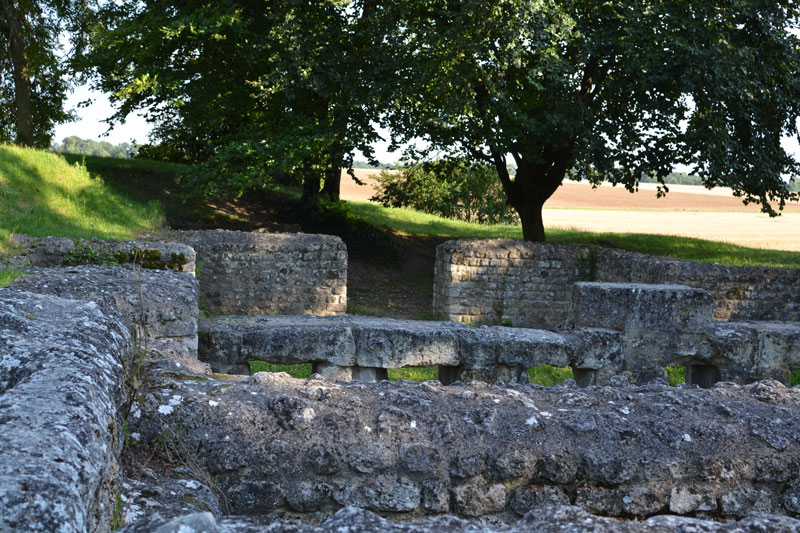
[371,159,518,225]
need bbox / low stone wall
[199,283,800,387]
[126,369,800,523]
[178,230,347,316]
[0,289,133,532]
[10,266,199,356]
[433,239,800,328]
[9,234,196,274]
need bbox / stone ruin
[1,232,799,532]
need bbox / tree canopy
[0,0,81,147]
[77,0,800,240]
[80,0,391,204]
[381,0,800,240]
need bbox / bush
[371,159,518,225]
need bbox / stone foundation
[125,368,800,523]
[433,239,800,328]
[10,266,199,356]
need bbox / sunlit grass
[0,268,23,287]
[0,145,163,254]
[344,200,799,269]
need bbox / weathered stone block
[128,367,800,523]
[0,289,132,532]
[10,266,199,355]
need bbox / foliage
[283,201,402,263]
[382,1,800,241]
[0,145,162,254]
[372,159,518,224]
[0,0,79,147]
[79,0,392,202]
[53,136,136,158]
[0,268,23,287]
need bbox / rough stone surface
[0,289,133,533]
[10,265,199,355]
[176,230,347,316]
[198,315,572,380]
[572,282,714,384]
[8,233,196,273]
[119,505,800,532]
[126,366,800,522]
[433,239,800,328]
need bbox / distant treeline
[52,136,137,159]
[641,171,800,192]
[351,160,395,170]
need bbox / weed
[577,249,598,281]
[110,492,124,530]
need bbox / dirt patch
[347,234,439,319]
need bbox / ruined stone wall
[433,239,800,328]
[433,240,595,329]
[178,230,347,316]
[596,248,800,322]
[0,289,133,532]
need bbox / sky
[54,84,800,170]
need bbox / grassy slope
[0,146,163,254]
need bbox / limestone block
[0,289,132,532]
[455,326,571,370]
[750,321,800,382]
[572,282,714,383]
[572,282,713,333]
[562,328,623,386]
[338,316,463,369]
[10,266,199,355]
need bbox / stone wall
[0,289,133,532]
[9,234,196,274]
[433,239,800,328]
[127,369,800,523]
[178,230,347,316]
[10,266,199,356]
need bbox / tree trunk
[1,0,34,147]
[300,168,321,208]
[506,164,568,243]
[517,199,547,242]
[322,165,341,202]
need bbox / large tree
[81,0,390,204]
[0,0,81,147]
[383,1,800,241]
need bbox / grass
[344,200,800,269]
[0,268,23,287]
[0,145,163,254]
[249,361,579,386]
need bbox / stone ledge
[9,233,196,273]
[197,315,572,379]
[10,266,199,356]
[0,289,133,532]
